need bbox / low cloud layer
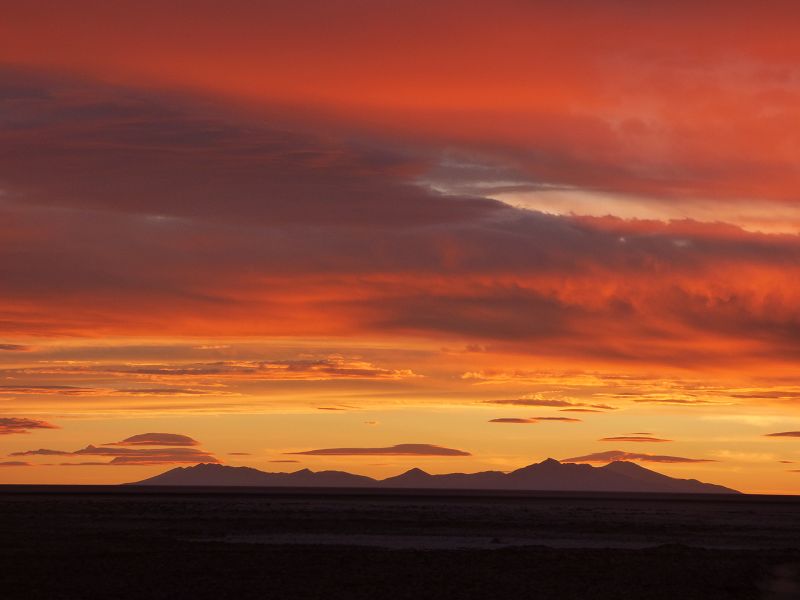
[104,433,200,447]
[562,450,715,464]
[288,443,471,457]
[11,433,217,466]
[765,432,800,438]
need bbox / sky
[1,0,800,493]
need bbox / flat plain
[2,486,799,599]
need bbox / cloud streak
[288,443,471,457]
[489,417,580,424]
[599,436,672,443]
[562,450,715,464]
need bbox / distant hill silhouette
[129,458,740,494]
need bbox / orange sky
[1,1,800,492]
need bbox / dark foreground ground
[2,487,800,600]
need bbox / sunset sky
[2,1,800,493]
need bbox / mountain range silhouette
[130,458,740,494]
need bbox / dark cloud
[0,461,32,467]
[288,443,471,456]
[228,452,251,456]
[13,432,217,466]
[489,416,580,424]
[71,445,218,465]
[103,433,200,447]
[0,385,226,396]
[0,386,100,396]
[2,70,800,371]
[0,417,58,435]
[0,358,415,382]
[9,448,71,456]
[599,436,672,443]
[0,344,31,351]
[766,431,800,438]
[563,450,715,464]
[0,70,501,229]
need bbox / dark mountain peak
[129,461,739,494]
[509,457,569,476]
[402,467,430,476]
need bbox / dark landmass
[130,458,740,494]
[1,486,799,600]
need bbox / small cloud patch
[0,417,58,435]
